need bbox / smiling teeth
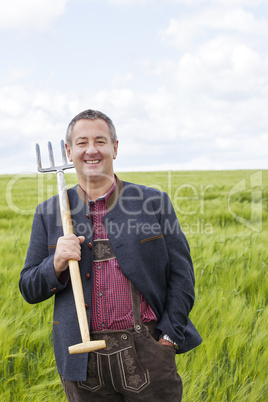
[85,160,100,164]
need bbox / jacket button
[85,303,89,309]
[88,243,92,249]
[51,287,57,293]
[85,273,90,280]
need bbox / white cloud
[162,6,268,48]
[169,0,268,6]
[110,0,151,3]
[116,156,225,172]
[0,0,69,31]
[83,0,152,4]
[171,36,268,99]
[217,0,268,6]
[112,73,133,86]
[156,0,268,146]
[0,85,73,173]
[0,86,31,117]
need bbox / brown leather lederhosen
[78,281,158,394]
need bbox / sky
[0,0,268,174]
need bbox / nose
[85,141,98,155]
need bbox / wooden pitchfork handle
[57,170,106,354]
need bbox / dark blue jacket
[19,179,202,381]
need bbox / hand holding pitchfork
[54,234,85,279]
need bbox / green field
[1,170,267,401]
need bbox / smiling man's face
[66,118,118,189]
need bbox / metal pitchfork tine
[35,140,106,354]
[36,140,73,173]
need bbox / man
[20,109,202,401]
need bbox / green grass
[0,170,267,401]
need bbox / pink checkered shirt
[86,176,157,331]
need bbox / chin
[84,170,102,180]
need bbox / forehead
[72,118,111,139]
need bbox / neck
[79,174,115,201]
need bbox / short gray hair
[66,109,117,146]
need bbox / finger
[57,234,81,247]
[55,243,80,259]
[78,236,85,244]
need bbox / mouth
[84,160,100,164]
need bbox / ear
[65,143,73,162]
[113,141,119,160]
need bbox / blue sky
[0,0,268,173]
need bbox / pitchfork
[36,140,106,354]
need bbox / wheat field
[0,170,267,401]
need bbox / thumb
[78,236,85,244]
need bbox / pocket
[139,234,164,244]
[78,353,104,392]
[141,333,177,372]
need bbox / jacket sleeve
[19,204,68,304]
[156,192,196,347]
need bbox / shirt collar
[79,175,117,203]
